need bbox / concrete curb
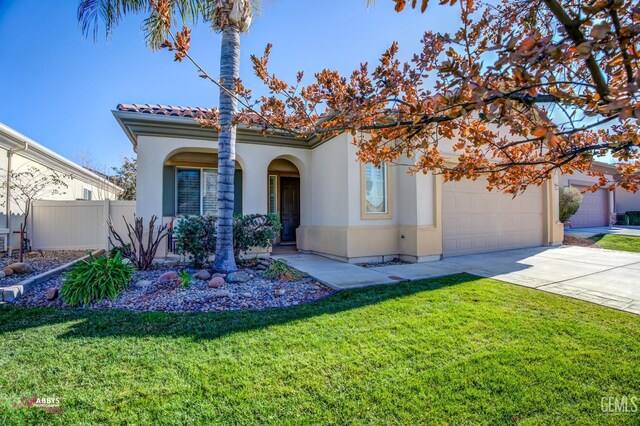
[1,250,105,302]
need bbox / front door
[280,177,300,242]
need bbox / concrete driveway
[373,246,640,314]
[280,246,640,315]
[565,226,640,238]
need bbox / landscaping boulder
[0,271,5,279]
[211,272,226,279]
[226,271,251,283]
[241,292,252,298]
[6,262,33,274]
[159,271,178,281]
[133,280,152,289]
[3,268,13,277]
[213,289,230,298]
[194,270,212,280]
[274,288,286,297]
[46,288,59,301]
[208,277,225,288]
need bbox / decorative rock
[213,290,230,298]
[208,277,225,288]
[226,271,251,283]
[158,271,178,281]
[3,268,13,277]
[274,288,286,297]
[194,270,211,280]
[133,280,152,289]
[211,272,226,279]
[7,263,33,274]
[0,271,5,279]
[46,288,59,301]
[241,292,252,298]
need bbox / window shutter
[268,175,278,214]
[202,169,218,217]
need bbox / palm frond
[78,0,148,41]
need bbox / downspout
[5,142,28,230]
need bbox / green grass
[1,274,639,425]
[589,234,640,253]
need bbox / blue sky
[0,0,461,170]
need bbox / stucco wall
[616,189,640,214]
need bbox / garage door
[443,179,544,257]
[570,188,608,227]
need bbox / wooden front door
[280,177,300,242]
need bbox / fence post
[103,200,110,251]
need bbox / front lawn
[1,274,639,425]
[589,234,640,253]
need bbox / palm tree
[79,0,256,273]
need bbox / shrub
[621,214,631,226]
[174,216,217,268]
[107,215,168,270]
[178,270,194,288]
[60,252,134,306]
[559,186,583,223]
[263,259,304,282]
[234,214,282,258]
[625,211,640,226]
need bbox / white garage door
[443,179,544,257]
[570,188,608,228]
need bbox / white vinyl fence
[30,200,136,250]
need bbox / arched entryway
[267,158,300,244]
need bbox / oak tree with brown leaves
[157,0,640,195]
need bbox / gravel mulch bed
[0,250,90,286]
[10,260,336,313]
[563,235,602,248]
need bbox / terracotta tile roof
[117,103,212,119]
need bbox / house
[0,122,122,249]
[115,103,565,262]
[559,162,640,226]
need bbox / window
[268,175,278,214]
[176,168,219,216]
[361,163,391,219]
[83,188,93,201]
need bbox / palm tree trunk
[213,24,240,273]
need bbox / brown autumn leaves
[155,0,640,194]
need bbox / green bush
[174,216,217,268]
[621,214,631,226]
[178,270,194,289]
[263,259,304,282]
[174,214,281,267]
[234,214,282,258]
[623,211,640,226]
[559,186,583,223]
[60,253,134,306]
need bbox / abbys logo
[13,395,64,415]
[601,396,638,413]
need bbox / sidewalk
[274,253,456,290]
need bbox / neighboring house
[559,163,640,226]
[115,104,565,262]
[0,122,122,249]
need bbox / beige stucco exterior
[116,110,563,263]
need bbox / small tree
[559,186,583,223]
[0,166,69,261]
[109,157,137,201]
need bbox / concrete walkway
[565,226,640,238]
[277,246,640,315]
